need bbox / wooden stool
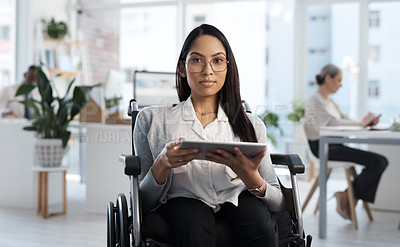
[32,166,68,219]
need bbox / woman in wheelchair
[133,24,284,247]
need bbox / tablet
[178,140,267,160]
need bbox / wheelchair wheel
[107,202,117,247]
[117,193,130,247]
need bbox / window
[0,70,9,86]
[0,26,10,40]
[193,15,206,27]
[0,0,15,88]
[0,26,11,54]
[368,80,380,98]
[120,6,177,72]
[306,3,360,118]
[368,2,400,123]
[308,48,327,54]
[369,10,380,28]
[368,45,380,63]
[310,15,328,22]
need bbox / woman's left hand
[205,147,267,188]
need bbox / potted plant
[287,99,306,139]
[259,110,283,147]
[389,120,400,131]
[15,66,99,167]
[105,96,123,118]
[287,99,306,124]
[44,17,68,40]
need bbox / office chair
[301,143,373,229]
[107,99,312,247]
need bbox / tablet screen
[178,140,267,160]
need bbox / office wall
[78,1,120,84]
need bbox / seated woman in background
[304,64,388,220]
[134,24,283,247]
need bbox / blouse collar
[182,95,229,122]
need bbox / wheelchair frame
[107,99,311,247]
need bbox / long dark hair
[176,24,257,142]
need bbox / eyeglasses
[185,57,229,73]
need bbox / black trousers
[158,191,279,247]
[309,140,388,202]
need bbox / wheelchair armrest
[119,155,141,176]
[270,154,305,175]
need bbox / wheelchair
[107,99,312,247]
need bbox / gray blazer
[134,99,284,213]
[304,92,358,140]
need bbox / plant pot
[34,138,65,167]
[293,122,306,140]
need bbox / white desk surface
[320,126,400,139]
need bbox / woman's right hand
[151,138,201,184]
[360,112,379,126]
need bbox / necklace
[195,111,217,116]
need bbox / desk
[318,127,400,239]
[0,119,63,209]
[0,120,128,213]
[81,123,132,213]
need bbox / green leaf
[267,133,277,147]
[56,97,69,128]
[23,126,37,131]
[258,109,283,148]
[15,84,36,96]
[287,99,306,123]
[60,131,71,148]
[70,84,101,119]
[62,78,76,101]
[17,99,40,115]
[36,67,54,106]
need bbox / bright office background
[1,0,399,152]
